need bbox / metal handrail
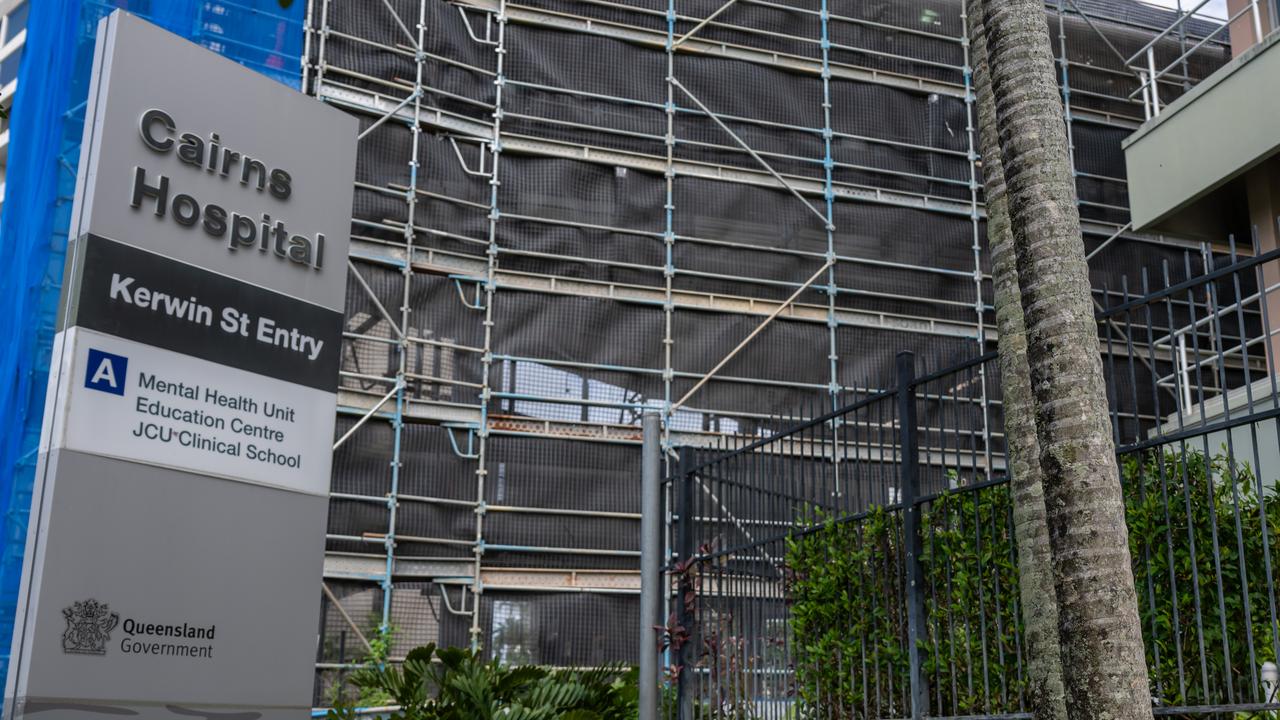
[1131,0,1265,119]
[1123,0,1222,66]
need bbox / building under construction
[304,0,1234,699]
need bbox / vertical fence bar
[641,410,662,719]
[897,351,927,719]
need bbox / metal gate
[657,243,1280,719]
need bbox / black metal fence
[660,240,1280,719]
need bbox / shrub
[785,448,1280,716]
[786,506,910,718]
[1124,450,1280,707]
[326,643,638,720]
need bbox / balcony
[1122,1,1280,238]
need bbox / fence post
[897,351,928,719]
[639,410,662,720]
[675,446,696,720]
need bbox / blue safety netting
[0,0,305,683]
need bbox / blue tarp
[0,0,305,683]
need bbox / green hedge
[785,449,1280,717]
[1126,450,1280,707]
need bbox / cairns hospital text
[129,108,327,270]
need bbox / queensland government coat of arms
[61,599,119,655]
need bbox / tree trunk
[980,1,1154,718]
[965,3,1068,718]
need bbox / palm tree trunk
[980,1,1154,718]
[965,3,1068,718]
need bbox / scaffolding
[301,0,1234,702]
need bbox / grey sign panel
[71,12,357,312]
[8,449,326,718]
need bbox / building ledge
[1154,373,1280,485]
[1124,30,1280,150]
[1159,373,1279,434]
[1122,30,1280,236]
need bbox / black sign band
[64,234,343,392]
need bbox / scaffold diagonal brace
[1084,221,1132,262]
[380,0,421,50]
[1064,0,1142,75]
[348,259,407,341]
[357,89,421,141]
[321,583,376,655]
[672,0,742,47]
[672,258,834,411]
[333,380,406,451]
[671,77,833,232]
[692,473,778,568]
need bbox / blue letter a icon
[84,349,128,396]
